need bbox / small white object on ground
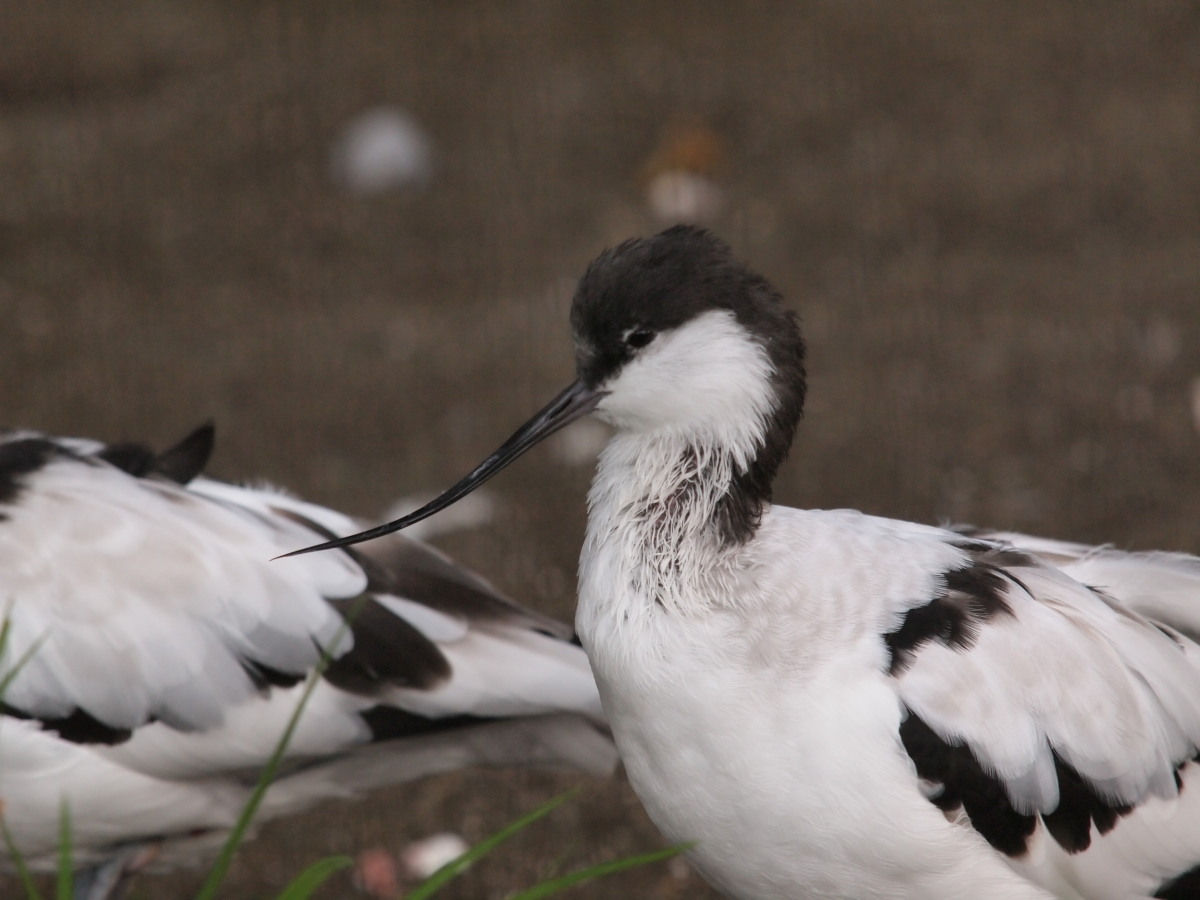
[400,832,470,879]
[332,107,433,193]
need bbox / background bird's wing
[0,428,360,739]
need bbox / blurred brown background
[1,2,1197,898]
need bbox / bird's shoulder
[760,506,1200,859]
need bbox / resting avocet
[292,226,1200,899]
[0,423,614,900]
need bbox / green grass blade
[507,844,691,899]
[404,790,578,900]
[1,818,45,900]
[55,802,72,900]
[0,610,11,666]
[0,603,47,700]
[273,854,355,900]
[0,636,46,700]
[192,601,361,900]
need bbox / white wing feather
[896,557,1200,812]
[0,456,354,732]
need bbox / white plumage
[309,227,1200,899]
[0,424,614,897]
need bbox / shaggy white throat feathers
[296,226,1200,900]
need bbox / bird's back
[0,425,613,873]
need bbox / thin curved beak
[279,379,603,558]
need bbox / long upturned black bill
[279,379,604,558]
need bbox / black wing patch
[0,438,58,506]
[1156,861,1200,899]
[356,533,574,641]
[240,657,307,691]
[0,424,216,511]
[1,702,134,746]
[900,711,1037,855]
[359,706,489,742]
[322,597,452,694]
[883,541,1035,676]
[258,510,455,695]
[901,707,1149,857]
[151,422,215,484]
[892,540,1156,856]
[97,422,215,485]
[95,442,158,478]
[1041,753,1132,852]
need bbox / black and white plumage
[0,424,614,898]
[297,226,1200,899]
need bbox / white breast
[577,500,1054,899]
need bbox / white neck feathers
[581,311,780,615]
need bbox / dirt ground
[1,3,1197,898]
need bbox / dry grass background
[0,3,1197,897]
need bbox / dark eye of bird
[625,328,655,350]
